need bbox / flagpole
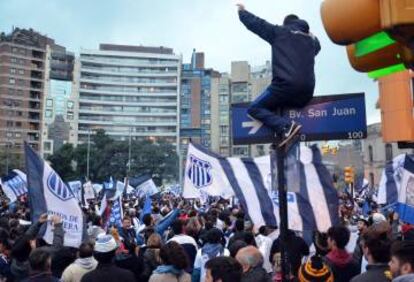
[271,142,290,282]
[86,129,91,181]
[128,127,132,175]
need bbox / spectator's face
[205,269,214,282]
[389,256,413,277]
[123,219,131,229]
[357,221,367,232]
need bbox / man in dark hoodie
[237,3,320,147]
[325,226,359,282]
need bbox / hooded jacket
[239,10,321,103]
[61,257,98,282]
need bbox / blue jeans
[247,86,311,135]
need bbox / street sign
[232,93,367,145]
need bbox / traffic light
[321,0,414,78]
[344,166,355,184]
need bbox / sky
[0,0,380,124]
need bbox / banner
[83,181,95,200]
[68,181,82,201]
[1,169,28,203]
[183,143,339,232]
[25,143,84,247]
[136,177,159,198]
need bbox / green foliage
[48,130,178,184]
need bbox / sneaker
[278,121,302,148]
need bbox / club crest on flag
[47,172,74,201]
[187,154,212,188]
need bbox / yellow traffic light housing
[321,0,414,77]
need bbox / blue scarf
[202,243,224,259]
[153,265,182,275]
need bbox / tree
[47,143,76,181]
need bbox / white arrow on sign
[242,116,263,135]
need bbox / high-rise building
[41,45,78,158]
[179,50,219,153]
[211,73,231,156]
[76,44,181,148]
[229,61,271,157]
[0,28,60,169]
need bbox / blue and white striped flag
[109,196,123,228]
[183,143,339,232]
[1,169,28,203]
[378,154,408,205]
[24,143,84,248]
[379,154,414,224]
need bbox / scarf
[153,265,182,275]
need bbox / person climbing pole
[237,3,321,147]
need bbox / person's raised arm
[237,3,276,44]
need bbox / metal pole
[86,129,91,181]
[271,143,290,282]
[128,127,132,175]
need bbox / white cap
[94,234,118,253]
[372,213,386,224]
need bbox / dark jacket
[325,249,360,282]
[115,253,144,282]
[140,248,161,282]
[270,231,309,276]
[81,263,135,282]
[22,272,60,282]
[241,266,272,282]
[239,10,321,101]
[350,264,390,282]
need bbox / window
[67,101,74,109]
[45,110,53,118]
[6,121,13,127]
[18,69,24,75]
[368,145,373,163]
[385,143,393,162]
[12,47,18,53]
[16,122,22,127]
[9,78,15,84]
[15,132,21,138]
[10,57,17,63]
[10,68,16,74]
[44,141,52,151]
[46,99,53,107]
[67,112,74,120]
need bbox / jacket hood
[285,19,310,33]
[326,249,353,267]
[74,257,98,270]
[393,274,414,282]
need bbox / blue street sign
[232,93,367,145]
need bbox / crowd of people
[0,192,412,282]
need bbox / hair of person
[283,14,299,25]
[159,241,188,270]
[142,214,153,226]
[29,248,51,272]
[171,219,184,235]
[79,242,94,258]
[327,225,350,249]
[205,256,242,282]
[235,219,244,232]
[243,232,257,247]
[147,233,162,248]
[391,241,414,268]
[236,246,263,268]
[206,228,223,244]
[228,240,248,258]
[361,228,392,263]
[122,216,131,222]
[94,250,116,264]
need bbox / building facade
[363,123,413,188]
[41,45,78,158]
[0,28,59,170]
[76,44,181,149]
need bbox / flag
[183,143,339,232]
[68,181,82,201]
[109,196,123,228]
[24,143,83,248]
[83,181,95,200]
[92,183,103,194]
[135,176,158,198]
[1,169,28,203]
[380,155,414,224]
[378,154,408,205]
